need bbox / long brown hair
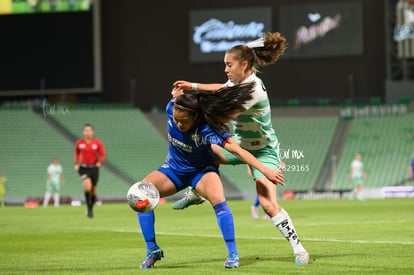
[226,32,286,73]
[174,82,255,131]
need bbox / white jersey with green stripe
[226,73,278,151]
[351,159,363,177]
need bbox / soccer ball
[127,181,160,213]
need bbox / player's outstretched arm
[173,80,224,92]
[223,137,284,185]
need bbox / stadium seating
[2,103,412,203]
[330,113,414,190]
[50,105,168,184]
[0,107,128,202]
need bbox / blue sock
[137,211,158,252]
[253,196,260,207]
[214,201,237,255]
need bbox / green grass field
[1,199,413,274]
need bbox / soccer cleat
[172,187,206,210]
[294,251,309,265]
[140,247,164,269]
[251,205,259,220]
[263,213,270,220]
[224,252,239,268]
[86,208,93,218]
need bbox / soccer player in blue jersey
[409,155,414,181]
[173,32,309,265]
[137,82,284,269]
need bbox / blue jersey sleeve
[197,127,231,147]
[166,99,175,115]
[411,159,414,179]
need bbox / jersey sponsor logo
[168,133,193,152]
[79,144,86,149]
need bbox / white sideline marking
[112,229,414,245]
[301,219,413,226]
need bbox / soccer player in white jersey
[350,153,367,200]
[173,32,309,265]
[43,158,64,207]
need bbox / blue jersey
[411,159,414,180]
[164,99,231,174]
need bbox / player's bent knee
[205,195,225,206]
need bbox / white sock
[53,192,60,207]
[271,209,306,255]
[43,191,52,207]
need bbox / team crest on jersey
[92,144,98,150]
[191,133,200,144]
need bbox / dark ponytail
[174,82,255,132]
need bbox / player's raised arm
[173,80,224,92]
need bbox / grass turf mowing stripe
[111,230,414,246]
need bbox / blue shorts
[157,164,219,192]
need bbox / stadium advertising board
[278,2,364,58]
[189,6,272,63]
